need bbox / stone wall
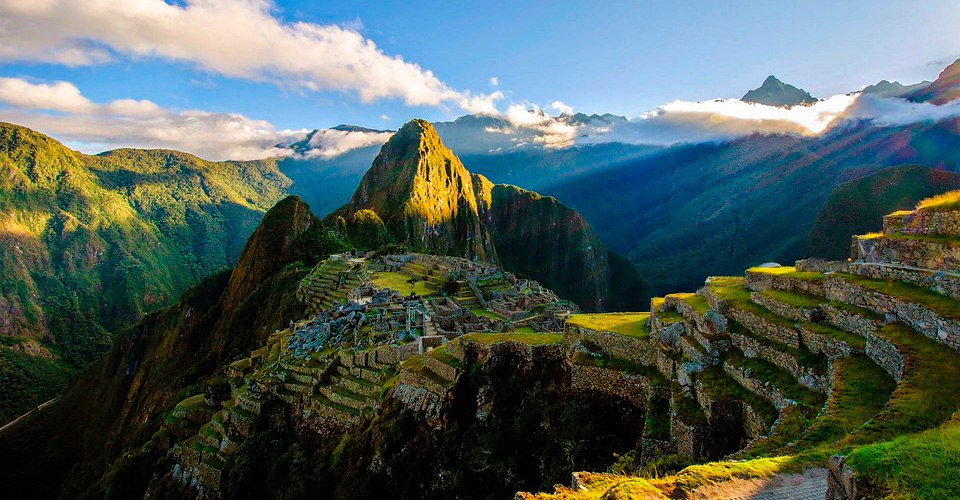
[820,304,879,338]
[571,364,650,408]
[824,274,960,351]
[727,308,801,348]
[798,324,858,359]
[391,383,444,426]
[826,455,872,500]
[564,324,656,365]
[883,208,960,237]
[723,361,788,409]
[425,354,459,382]
[670,409,707,459]
[744,270,825,296]
[853,235,960,271]
[865,332,904,382]
[750,292,821,323]
[848,262,960,301]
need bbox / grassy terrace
[800,321,867,351]
[461,332,563,345]
[884,233,960,245]
[760,289,823,309]
[835,272,960,320]
[572,351,665,385]
[696,365,778,428]
[708,277,797,329]
[428,346,461,368]
[746,266,824,282]
[566,312,650,339]
[370,271,434,296]
[682,294,711,315]
[469,306,505,321]
[783,355,895,456]
[839,323,960,448]
[313,392,360,415]
[728,319,827,372]
[726,350,826,410]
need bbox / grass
[573,351,665,385]
[798,322,867,351]
[695,365,779,429]
[781,355,895,455]
[682,294,711,315]
[672,385,709,427]
[644,393,672,441]
[708,278,797,329]
[760,289,824,309]
[428,346,461,368]
[461,332,563,345]
[175,394,217,411]
[514,325,538,334]
[469,306,505,320]
[370,271,434,296]
[885,232,960,246]
[566,312,650,339]
[727,350,826,410]
[838,323,960,448]
[825,300,885,322]
[728,319,827,373]
[835,272,960,321]
[845,416,960,498]
[917,189,960,211]
[746,266,824,282]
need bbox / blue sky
[0,0,958,158]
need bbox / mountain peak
[908,57,960,104]
[742,75,817,107]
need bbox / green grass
[782,355,895,454]
[838,323,960,447]
[572,351,665,385]
[826,300,884,321]
[798,322,867,351]
[428,346,461,368]
[461,332,563,345]
[727,351,826,410]
[728,319,827,373]
[885,232,960,246]
[760,289,824,309]
[733,405,810,459]
[681,294,711,315]
[370,271,434,296]
[746,266,825,282]
[845,416,960,498]
[695,365,779,429]
[835,272,960,321]
[566,312,650,339]
[672,386,709,427]
[708,278,797,329]
[470,307,505,320]
[175,394,217,411]
[644,393,672,441]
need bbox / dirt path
[688,468,828,500]
[0,397,59,433]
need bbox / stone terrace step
[852,233,960,272]
[744,267,825,296]
[724,351,827,412]
[318,384,371,411]
[750,290,824,323]
[847,261,960,301]
[334,374,380,398]
[693,365,779,441]
[726,319,829,392]
[825,272,960,351]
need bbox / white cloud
[550,100,574,116]
[0,77,305,160]
[838,93,960,126]
[380,114,390,121]
[300,128,393,159]
[0,0,500,112]
[489,76,498,87]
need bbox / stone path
[0,397,59,433]
[688,468,827,500]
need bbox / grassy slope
[807,164,960,260]
[0,122,291,424]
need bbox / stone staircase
[399,257,450,290]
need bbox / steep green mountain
[544,117,960,296]
[331,119,647,311]
[807,164,960,260]
[741,75,817,106]
[0,123,291,424]
[0,195,341,499]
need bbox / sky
[0,0,959,159]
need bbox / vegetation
[808,165,960,259]
[370,272,434,296]
[461,332,563,345]
[760,289,823,309]
[745,266,824,281]
[566,312,650,338]
[836,272,960,320]
[917,189,960,211]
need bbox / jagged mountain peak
[908,57,960,104]
[742,75,817,107]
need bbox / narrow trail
[688,468,828,500]
[0,397,60,433]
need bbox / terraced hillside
[522,192,960,499]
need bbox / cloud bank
[0,77,305,160]
[0,0,501,113]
